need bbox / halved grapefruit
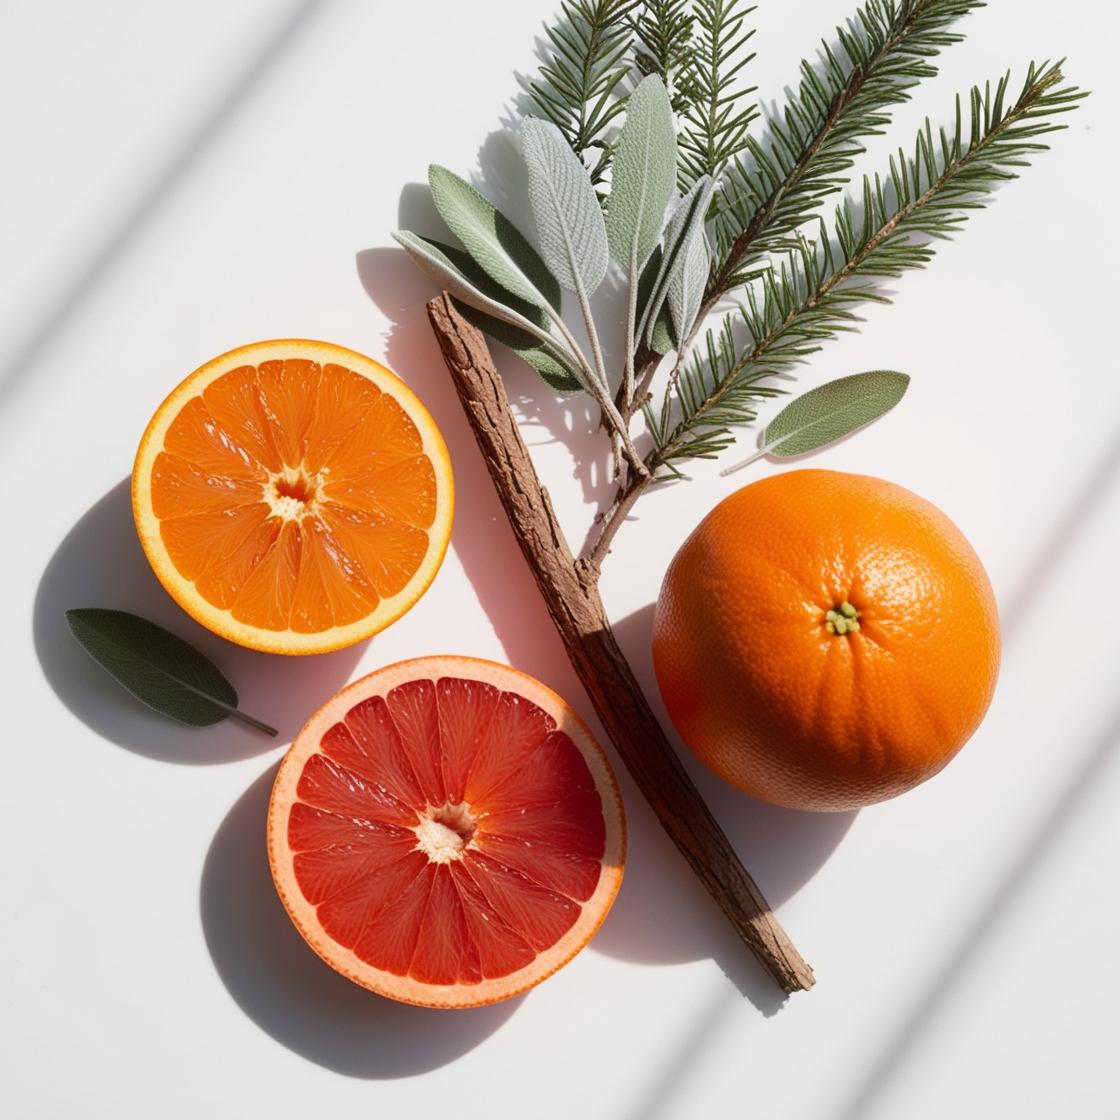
[132,340,453,655]
[268,656,626,1008]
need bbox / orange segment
[132,340,454,654]
[324,455,437,527]
[268,656,626,1008]
[256,358,322,465]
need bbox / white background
[2,2,1117,1117]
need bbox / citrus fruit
[652,469,1000,812]
[132,340,453,655]
[267,655,625,1008]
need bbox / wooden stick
[427,294,815,994]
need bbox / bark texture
[427,293,815,993]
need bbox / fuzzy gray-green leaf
[721,371,910,475]
[456,303,584,393]
[65,609,276,734]
[668,225,710,343]
[394,232,564,350]
[428,165,562,312]
[641,174,714,347]
[395,233,583,392]
[650,305,676,354]
[521,117,608,294]
[606,74,678,271]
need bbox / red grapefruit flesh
[268,656,626,1008]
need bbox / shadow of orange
[33,479,364,762]
[200,765,522,1077]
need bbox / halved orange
[268,656,626,1008]
[132,340,453,654]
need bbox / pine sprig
[677,1,759,190]
[530,0,638,185]
[643,314,784,473]
[654,60,1084,468]
[631,0,695,111]
[710,0,984,289]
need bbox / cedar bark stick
[427,293,815,994]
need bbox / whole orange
[652,469,1000,811]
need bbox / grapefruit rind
[131,339,454,655]
[267,655,626,1009]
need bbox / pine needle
[710,0,986,288]
[676,1,759,189]
[530,0,639,186]
[653,60,1085,468]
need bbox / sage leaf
[455,303,583,393]
[668,226,710,344]
[606,75,678,273]
[428,165,562,313]
[396,232,582,391]
[640,175,714,349]
[721,371,910,476]
[65,609,277,735]
[649,305,676,355]
[520,117,609,295]
[393,231,578,370]
[636,244,662,315]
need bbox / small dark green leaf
[721,371,910,475]
[65,609,276,735]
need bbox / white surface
[2,2,1117,1117]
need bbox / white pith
[413,803,477,863]
[264,464,325,521]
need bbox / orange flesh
[151,359,436,633]
[288,676,607,986]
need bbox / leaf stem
[719,447,766,476]
[586,461,654,570]
[544,304,647,475]
[576,283,609,392]
[229,708,279,737]
[622,256,639,414]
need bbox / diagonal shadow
[834,702,1120,1120]
[0,0,332,408]
[622,988,739,1120]
[834,424,1120,1118]
[1000,424,1120,638]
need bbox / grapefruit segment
[132,340,453,654]
[268,656,626,1008]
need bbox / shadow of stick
[357,240,856,1003]
[834,703,1120,1120]
[200,766,522,1078]
[591,605,856,1008]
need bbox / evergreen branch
[631,0,695,111]
[530,0,639,185]
[652,60,1084,470]
[710,0,984,289]
[677,1,759,190]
